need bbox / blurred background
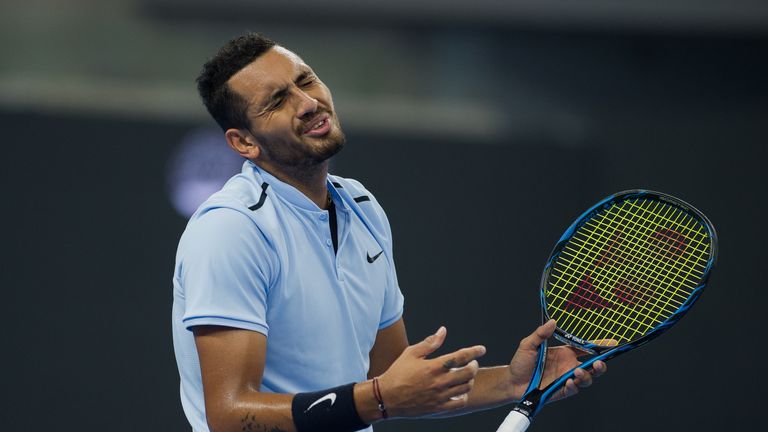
[2,0,766,430]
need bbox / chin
[315,135,345,162]
[309,126,346,162]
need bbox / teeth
[312,119,325,129]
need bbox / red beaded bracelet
[372,377,389,419]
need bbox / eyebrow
[262,69,313,108]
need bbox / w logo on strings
[565,227,688,311]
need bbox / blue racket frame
[514,189,718,419]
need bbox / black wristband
[291,382,369,432]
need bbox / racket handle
[496,410,531,432]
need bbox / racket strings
[545,197,712,345]
[560,201,707,334]
[550,220,685,340]
[553,199,709,341]
[555,200,708,341]
[550,202,694,331]
[581,202,707,341]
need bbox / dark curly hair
[196,33,276,131]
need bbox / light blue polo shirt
[171,160,404,431]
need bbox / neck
[254,159,331,209]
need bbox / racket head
[540,189,717,353]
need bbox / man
[172,33,606,432]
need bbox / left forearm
[430,365,517,418]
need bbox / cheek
[258,113,299,138]
[315,84,334,108]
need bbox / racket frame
[514,189,717,420]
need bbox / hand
[377,326,486,418]
[507,319,609,403]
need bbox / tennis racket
[496,189,717,432]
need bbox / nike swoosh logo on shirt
[305,393,337,413]
[367,250,384,263]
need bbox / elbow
[204,397,239,432]
[205,409,227,432]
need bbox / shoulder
[179,171,278,255]
[177,204,280,284]
[179,207,268,255]
[201,168,269,215]
[187,163,281,235]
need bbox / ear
[225,128,261,160]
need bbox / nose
[294,89,318,119]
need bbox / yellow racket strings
[548,201,702,342]
[546,198,711,345]
[549,199,709,342]
[552,199,708,342]
[565,201,701,339]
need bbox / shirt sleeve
[178,207,278,336]
[379,260,404,329]
[370,193,405,329]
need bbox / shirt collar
[244,161,348,213]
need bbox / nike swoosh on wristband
[305,393,337,413]
[367,250,383,263]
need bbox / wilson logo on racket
[565,227,690,311]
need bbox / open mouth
[303,114,331,137]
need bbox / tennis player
[171,33,607,432]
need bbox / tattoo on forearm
[240,413,288,432]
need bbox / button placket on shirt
[314,204,345,281]
[317,212,331,248]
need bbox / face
[226,46,345,169]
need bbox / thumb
[409,326,447,358]
[568,338,619,357]
[519,319,556,352]
[589,339,619,347]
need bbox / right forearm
[200,325,487,432]
[207,392,296,432]
[353,379,385,424]
[210,383,381,432]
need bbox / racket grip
[496,410,531,432]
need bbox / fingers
[441,359,480,387]
[408,326,447,358]
[436,393,470,412]
[436,345,486,370]
[423,365,478,413]
[591,360,607,378]
[572,360,607,385]
[546,360,609,404]
[431,345,483,405]
[444,380,473,400]
[436,380,475,411]
[573,368,593,388]
[519,319,556,352]
[560,378,580,399]
[384,326,488,418]
[556,361,608,402]
[432,342,485,390]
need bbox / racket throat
[513,392,543,419]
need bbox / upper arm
[179,210,286,428]
[368,317,409,378]
[179,208,276,334]
[193,326,268,425]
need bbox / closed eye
[270,96,285,109]
[299,76,316,88]
[263,72,316,111]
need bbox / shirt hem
[184,316,269,336]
